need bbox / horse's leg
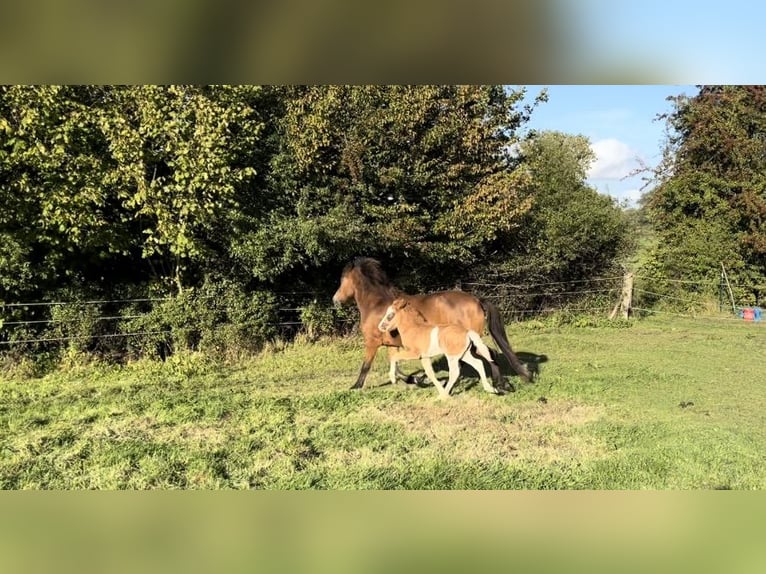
[460,351,500,395]
[351,343,379,390]
[395,364,407,380]
[443,355,462,396]
[389,346,425,385]
[484,356,504,391]
[421,357,449,398]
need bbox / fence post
[622,273,634,318]
[610,272,634,319]
[719,270,725,312]
[720,262,736,314]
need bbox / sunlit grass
[1,316,764,489]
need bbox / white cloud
[588,138,639,179]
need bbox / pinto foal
[378,298,501,398]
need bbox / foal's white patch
[426,327,441,357]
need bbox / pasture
[1,314,764,489]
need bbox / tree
[0,85,129,301]
[0,85,268,300]
[232,85,537,289]
[98,85,264,291]
[645,86,766,304]
[497,131,629,285]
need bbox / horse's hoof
[350,383,363,390]
[406,374,427,386]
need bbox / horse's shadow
[393,350,549,392]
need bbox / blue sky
[520,85,699,206]
[560,1,766,83]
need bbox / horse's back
[410,291,485,332]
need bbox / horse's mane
[398,299,428,324]
[344,257,402,299]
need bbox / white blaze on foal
[378,298,499,398]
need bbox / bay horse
[378,298,500,398]
[332,257,531,390]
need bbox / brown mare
[378,298,500,398]
[332,257,531,390]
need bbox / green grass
[1,316,765,489]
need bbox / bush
[122,278,280,361]
[298,300,356,341]
[197,280,279,357]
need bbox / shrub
[298,300,356,341]
[122,278,279,360]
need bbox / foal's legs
[388,357,398,385]
[486,354,506,392]
[460,351,499,394]
[421,357,449,398]
[442,355,462,396]
[386,347,401,385]
[387,346,420,385]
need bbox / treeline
[1,85,630,361]
[641,85,766,308]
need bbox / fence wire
[0,277,618,348]
[3,272,759,351]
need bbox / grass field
[1,314,764,489]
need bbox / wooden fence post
[610,272,634,319]
[720,262,736,314]
[622,273,634,318]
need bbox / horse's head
[378,298,408,332]
[333,257,395,307]
[332,264,357,307]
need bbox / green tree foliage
[232,85,537,288]
[0,85,123,298]
[645,86,766,304]
[0,85,266,299]
[96,85,265,290]
[497,131,629,285]
[1,85,630,361]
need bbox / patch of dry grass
[357,398,605,465]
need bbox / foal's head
[378,298,418,332]
[378,303,399,332]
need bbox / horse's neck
[356,290,395,321]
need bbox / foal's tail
[480,299,532,383]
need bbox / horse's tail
[467,330,493,363]
[480,299,532,383]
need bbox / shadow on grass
[390,349,550,394]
